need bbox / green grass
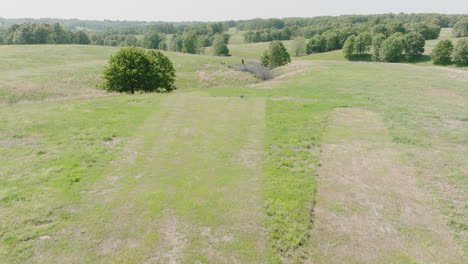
[228,40,294,60]
[0,45,256,104]
[1,44,467,263]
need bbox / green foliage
[6,22,90,45]
[53,23,72,44]
[451,38,468,64]
[411,23,441,40]
[243,27,293,43]
[354,32,372,55]
[170,34,183,52]
[291,37,307,57]
[404,32,425,60]
[372,24,390,37]
[261,40,291,69]
[73,31,91,44]
[182,31,200,54]
[432,40,454,64]
[12,23,54,44]
[452,18,468,37]
[342,35,355,58]
[306,35,326,54]
[322,31,340,51]
[102,47,175,93]
[142,32,164,49]
[372,34,386,61]
[123,35,138,47]
[158,41,168,51]
[379,33,405,62]
[212,34,230,56]
[387,20,407,35]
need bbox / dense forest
[1,13,467,60]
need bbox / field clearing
[1,45,467,263]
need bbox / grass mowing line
[311,108,465,264]
[30,93,268,263]
[263,100,328,263]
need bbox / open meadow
[1,33,467,264]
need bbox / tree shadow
[347,54,372,62]
[407,55,432,64]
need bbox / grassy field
[0,44,467,263]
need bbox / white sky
[1,0,468,22]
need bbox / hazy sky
[2,0,468,22]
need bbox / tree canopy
[102,47,176,94]
[261,40,291,69]
[432,40,454,65]
[451,38,468,64]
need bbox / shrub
[379,33,405,62]
[452,38,468,64]
[212,34,230,56]
[236,62,274,80]
[432,40,454,65]
[261,40,291,69]
[102,47,176,94]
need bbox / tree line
[0,23,90,45]
[0,22,232,57]
[241,14,467,43]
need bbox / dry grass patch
[310,108,465,264]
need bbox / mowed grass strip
[264,100,328,263]
[27,94,267,263]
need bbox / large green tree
[182,31,200,54]
[342,35,355,58]
[306,35,326,54]
[353,32,372,55]
[404,32,425,60]
[432,40,454,64]
[73,31,91,45]
[371,34,386,61]
[142,32,164,49]
[379,33,405,62]
[261,40,291,68]
[452,18,468,37]
[451,38,468,64]
[103,47,176,94]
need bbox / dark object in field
[240,95,245,99]
[242,59,245,64]
[236,62,275,80]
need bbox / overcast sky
[2,0,468,22]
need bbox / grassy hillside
[0,45,256,104]
[0,45,467,263]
